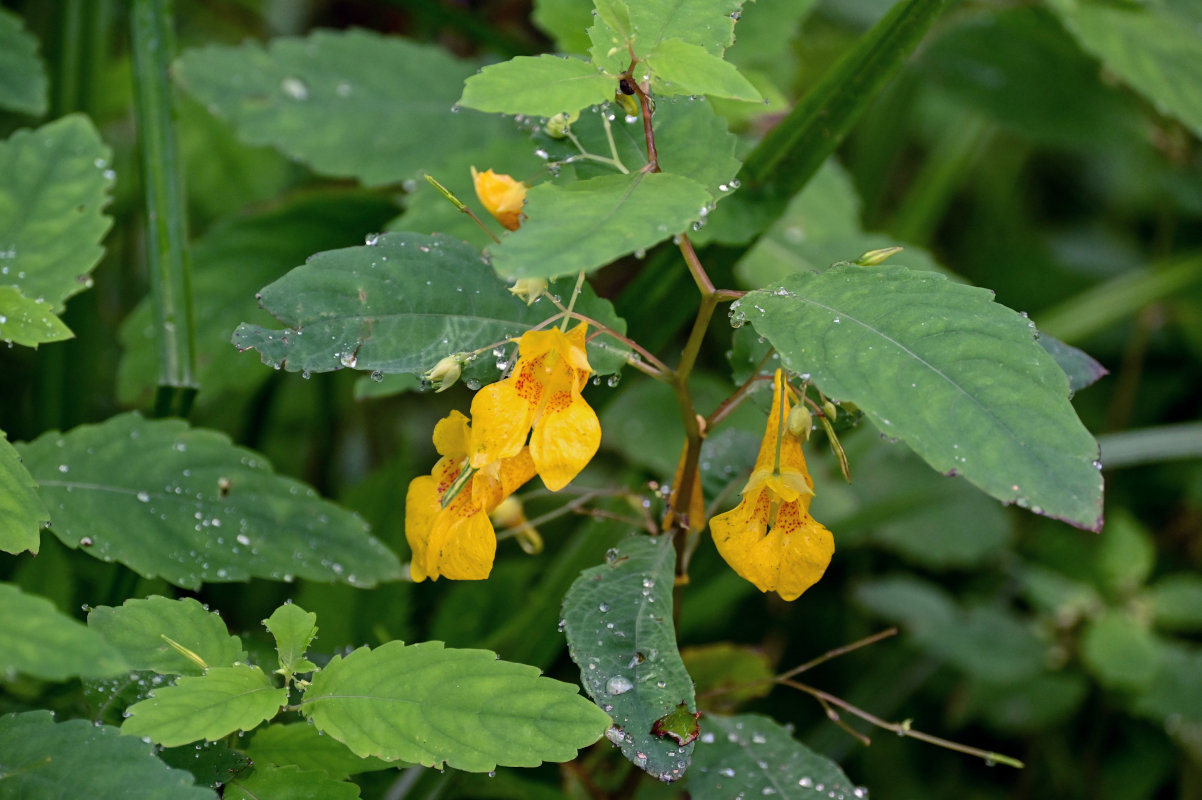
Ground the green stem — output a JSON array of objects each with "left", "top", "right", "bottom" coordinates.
[{"left": 131, "top": 0, "right": 197, "bottom": 417}]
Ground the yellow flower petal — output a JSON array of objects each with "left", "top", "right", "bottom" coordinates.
[
  {"left": 404, "top": 475, "right": 440, "bottom": 582},
  {"left": 469, "top": 378, "right": 533, "bottom": 469},
  {"left": 471, "top": 166, "right": 527, "bottom": 231},
  {"left": 432, "top": 409, "right": 471, "bottom": 459},
  {"left": 424, "top": 498, "right": 497, "bottom": 580},
  {"left": 530, "top": 392, "right": 600, "bottom": 491}
]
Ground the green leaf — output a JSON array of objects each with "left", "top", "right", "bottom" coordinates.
[
  {"left": 489, "top": 172, "right": 712, "bottom": 279},
  {"left": 589, "top": 0, "right": 745, "bottom": 72},
  {"left": 1038, "top": 334, "right": 1107, "bottom": 396},
  {"left": 242, "top": 722, "right": 398, "bottom": 778},
  {"left": 123, "top": 664, "right": 288, "bottom": 747},
  {"left": 642, "top": 38, "right": 762, "bottom": 101},
  {"left": 0, "top": 429, "right": 47, "bottom": 554},
  {"left": 1147, "top": 574, "right": 1202, "bottom": 632},
  {"left": 0, "top": 114, "right": 114, "bottom": 310},
  {"left": 459, "top": 55, "right": 615, "bottom": 117},
  {"left": 682, "top": 644, "right": 775, "bottom": 712},
  {"left": 691, "top": 713, "right": 862, "bottom": 798},
  {"left": 233, "top": 232, "right": 630, "bottom": 377},
  {"left": 533, "top": 0, "right": 596, "bottom": 54},
  {"left": 300, "top": 640, "right": 611, "bottom": 772},
  {"left": 118, "top": 191, "right": 399, "bottom": 405},
  {"left": 737, "top": 265, "right": 1104, "bottom": 531},
  {"left": 1046, "top": 0, "right": 1202, "bottom": 138},
  {"left": 561, "top": 534, "right": 696, "bottom": 782},
  {"left": 1132, "top": 642, "right": 1202, "bottom": 723},
  {"left": 965, "top": 671, "right": 1089, "bottom": 734},
  {"left": 88, "top": 595, "right": 246, "bottom": 676},
  {"left": 1092, "top": 509, "right": 1155, "bottom": 594},
  {"left": 738, "top": 0, "right": 947, "bottom": 203},
  {"left": 174, "top": 29, "right": 510, "bottom": 186},
  {"left": 1080, "top": 611, "right": 1162, "bottom": 691},
  {"left": 0, "top": 284, "right": 74, "bottom": 347},
  {"left": 0, "top": 582, "right": 128, "bottom": 681},
  {"left": 0, "top": 711, "right": 213, "bottom": 800},
  {"left": 264, "top": 603, "right": 319, "bottom": 678},
  {"left": 18, "top": 412, "right": 402, "bottom": 590},
  {"left": 0, "top": 9, "right": 48, "bottom": 115},
  {"left": 158, "top": 740, "right": 253, "bottom": 789},
  {"left": 225, "top": 765, "right": 362, "bottom": 800}
]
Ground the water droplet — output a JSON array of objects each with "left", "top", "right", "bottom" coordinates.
[
  {"left": 281, "top": 76, "right": 309, "bottom": 100},
  {"left": 606, "top": 675, "right": 634, "bottom": 695},
  {"left": 136, "top": 491, "right": 150, "bottom": 503}
]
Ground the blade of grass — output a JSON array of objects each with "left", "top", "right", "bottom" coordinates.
[{"left": 130, "top": 0, "right": 197, "bottom": 417}]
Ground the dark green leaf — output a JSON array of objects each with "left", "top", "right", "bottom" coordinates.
[
  {"left": 0, "top": 711, "right": 213, "bottom": 800},
  {"left": 488, "top": 172, "right": 712, "bottom": 280},
  {"left": 460, "top": 55, "right": 616, "bottom": 117},
  {"left": 174, "top": 29, "right": 509, "bottom": 186},
  {"left": 681, "top": 643, "right": 775, "bottom": 713},
  {"left": 19, "top": 413, "right": 402, "bottom": 590},
  {"left": 0, "top": 114, "right": 114, "bottom": 310},
  {"left": 562, "top": 534, "right": 695, "bottom": 782},
  {"left": 225, "top": 765, "right": 362, "bottom": 800},
  {"left": 158, "top": 740, "right": 253, "bottom": 789},
  {"left": 691, "top": 713, "right": 862, "bottom": 798},
  {"left": 123, "top": 664, "right": 288, "bottom": 747},
  {"left": 88, "top": 595, "right": 246, "bottom": 676},
  {"left": 264, "top": 603, "right": 319, "bottom": 677},
  {"left": 1092, "top": 509, "right": 1155, "bottom": 593},
  {"left": 300, "top": 641, "right": 611, "bottom": 771},
  {"left": 0, "top": 582, "right": 128, "bottom": 681},
  {"left": 0, "top": 285, "right": 73, "bottom": 347},
  {"left": 1147, "top": 574, "right": 1202, "bottom": 632},
  {"left": 233, "top": 232, "right": 630, "bottom": 377},
  {"left": 1, "top": 430, "right": 47, "bottom": 554},
  {"left": 1081, "top": 611, "right": 1162, "bottom": 691},
  {"left": 242, "top": 722, "right": 398, "bottom": 778},
  {"left": 1038, "top": 334, "right": 1108, "bottom": 396},
  {"left": 0, "top": 9, "right": 48, "bottom": 115},
  {"left": 738, "top": 265, "right": 1103, "bottom": 530},
  {"left": 1132, "top": 642, "right": 1202, "bottom": 723}
]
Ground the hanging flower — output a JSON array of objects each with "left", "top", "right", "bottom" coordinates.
[
  {"left": 471, "top": 166, "right": 527, "bottom": 231},
  {"left": 710, "top": 370, "right": 834, "bottom": 601},
  {"left": 405, "top": 410, "right": 536, "bottom": 581},
  {"left": 469, "top": 324, "right": 600, "bottom": 492}
]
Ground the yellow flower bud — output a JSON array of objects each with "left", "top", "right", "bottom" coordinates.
[
  {"left": 424, "top": 353, "right": 466, "bottom": 392},
  {"left": 786, "top": 404, "right": 813, "bottom": 441},
  {"left": 855, "top": 246, "right": 903, "bottom": 266},
  {"left": 471, "top": 166, "right": 527, "bottom": 231},
  {"left": 509, "top": 277, "right": 548, "bottom": 306}
]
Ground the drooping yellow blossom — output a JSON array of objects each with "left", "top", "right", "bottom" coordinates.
[
  {"left": 471, "top": 166, "right": 527, "bottom": 231},
  {"left": 405, "top": 410, "right": 536, "bottom": 581},
  {"left": 469, "top": 324, "right": 600, "bottom": 492},
  {"left": 710, "top": 370, "right": 834, "bottom": 601}
]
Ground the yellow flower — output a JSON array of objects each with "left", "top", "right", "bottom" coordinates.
[
  {"left": 710, "top": 370, "right": 834, "bottom": 601},
  {"left": 405, "top": 410, "right": 536, "bottom": 581},
  {"left": 471, "top": 166, "right": 527, "bottom": 231},
  {"left": 469, "top": 324, "right": 600, "bottom": 492}
]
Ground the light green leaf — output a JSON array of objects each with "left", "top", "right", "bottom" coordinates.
[
  {"left": 0, "top": 711, "right": 213, "bottom": 800},
  {"left": 1047, "top": 0, "right": 1202, "bottom": 138},
  {"left": 562, "top": 534, "right": 695, "bottom": 782},
  {"left": 1, "top": 429, "right": 47, "bottom": 554},
  {"left": 158, "top": 740, "right": 253, "bottom": 789},
  {"left": 0, "top": 285, "right": 74, "bottom": 346},
  {"left": 243, "top": 722, "right": 398, "bottom": 778},
  {"left": 123, "top": 664, "right": 288, "bottom": 747},
  {"left": 1147, "top": 574, "right": 1202, "bottom": 632},
  {"left": 1081, "top": 611, "right": 1162, "bottom": 691},
  {"left": 300, "top": 640, "right": 611, "bottom": 772},
  {"left": 691, "top": 713, "right": 862, "bottom": 798},
  {"left": 642, "top": 38, "right": 762, "bottom": 101},
  {"left": 0, "top": 9, "right": 48, "bottom": 115},
  {"left": 174, "top": 29, "right": 510, "bottom": 186},
  {"left": 264, "top": 603, "right": 319, "bottom": 677},
  {"left": 225, "top": 765, "right": 361, "bottom": 800},
  {"left": 490, "top": 172, "right": 711, "bottom": 279},
  {"left": 0, "top": 114, "right": 114, "bottom": 310},
  {"left": 1093, "top": 509, "right": 1155, "bottom": 594},
  {"left": 0, "top": 582, "right": 128, "bottom": 681},
  {"left": 233, "top": 232, "right": 629, "bottom": 377},
  {"left": 532, "top": 0, "right": 596, "bottom": 53},
  {"left": 18, "top": 412, "right": 402, "bottom": 590},
  {"left": 88, "top": 595, "right": 246, "bottom": 676},
  {"left": 589, "top": 0, "right": 745, "bottom": 72},
  {"left": 737, "top": 265, "right": 1104, "bottom": 530},
  {"left": 118, "top": 192, "right": 398, "bottom": 405},
  {"left": 459, "top": 55, "right": 615, "bottom": 117}
]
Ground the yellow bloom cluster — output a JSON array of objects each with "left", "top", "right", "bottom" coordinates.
[
  {"left": 710, "top": 370, "right": 834, "bottom": 601},
  {"left": 405, "top": 324, "right": 600, "bottom": 581}
]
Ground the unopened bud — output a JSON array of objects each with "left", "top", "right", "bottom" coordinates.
[
  {"left": 614, "top": 90, "right": 639, "bottom": 117},
  {"left": 509, "top": 277, "right": 548, "bottom": 306},
  {"left": 425, "top": 353, "right": 466, "bottom": 392},
  {"left": 822, "top": 400, "right": 838, "bottom": 422},
  {"left": 856, "top": 246, "right": 903, "bottom": 266},
  {"left": 786, "top": 405, "right": 813, "bottom": 441},
  {"left": 491, "top": 496, "right": 543, "bottom": 554},
  {"left": 545, "top": 111, "right": 578, "bottom": 139}
]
